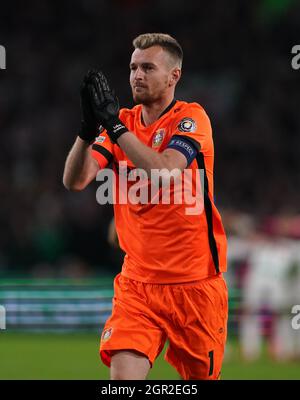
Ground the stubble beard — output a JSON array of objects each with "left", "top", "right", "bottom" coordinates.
[
  {"left": 133, "top": 91, "right": 151, "bottom": 105},
  {"left": 132, "top": 90, "right": 162, "bottom": 106}
]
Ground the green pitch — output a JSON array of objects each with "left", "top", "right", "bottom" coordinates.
[{"left": 0, "top": 332, "right": 299, "bottom": 380}]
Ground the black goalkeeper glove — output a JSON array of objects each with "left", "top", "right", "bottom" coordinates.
[
  {"left": 86, "top": 70, "right": 128, "bottom": 144},
  {"left": 78, "top": 70, "right": 101, "bottom": 143}
]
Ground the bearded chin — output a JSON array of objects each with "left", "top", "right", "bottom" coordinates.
[{"left": 132, "top": 91, "right": 153, "bottom": 105}]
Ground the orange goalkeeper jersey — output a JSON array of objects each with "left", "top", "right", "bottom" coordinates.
[{"left": 91, "top": 100, "right": 227, "bottom": 283}]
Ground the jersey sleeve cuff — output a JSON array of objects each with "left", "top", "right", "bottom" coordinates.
[{"left": 91, "top": 144, "right": 113, "bottom": 169}]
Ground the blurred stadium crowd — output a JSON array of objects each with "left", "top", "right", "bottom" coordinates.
[{"left": 0, "top": 0, "right": 299, "bottom": 279}]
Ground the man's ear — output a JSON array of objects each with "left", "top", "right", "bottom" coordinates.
[{"left": 169, "top": 68, "right": 181, "bottom": 87}]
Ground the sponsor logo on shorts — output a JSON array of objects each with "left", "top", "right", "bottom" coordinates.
[{"left": 102, "top": 327, "right": 113, "bottom": 341}]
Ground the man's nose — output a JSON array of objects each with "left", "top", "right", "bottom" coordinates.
[{"left": 134, "top": 67, "right": 144, "bottom": 80}]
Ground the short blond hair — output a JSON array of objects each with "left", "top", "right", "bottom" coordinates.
[{"left": 133, "top": 33, "right": 183, "bottom": 68}]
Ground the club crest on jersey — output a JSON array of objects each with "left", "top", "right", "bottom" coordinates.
[
  {"left": 95, "top": 135, "right": 106, "bottom": 144},
  {"left": 152, "top": 129, "right": 165, "bottom": 147},
  {"left": 178, "top": 118, "right": 196, "bottom": 133},
  {"left": 102, "top": 327, "right": 113, "bottom": 342}
]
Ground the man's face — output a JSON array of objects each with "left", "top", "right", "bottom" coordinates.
[{"left": 129, "top": 46, "right": 179, "bottom": 105}]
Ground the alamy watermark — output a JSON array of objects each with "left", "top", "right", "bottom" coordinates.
[
  {"left": 95, "top": 161, "right": 205, "bottom": 215},
  {"left": 291, "top": 305, "right": 300, "bottom": 330},
  {"left": 291, "top": 45, "right": 300, "bottom": 70},
  {"left": 0, "top": 45, "right": 6, "bottom": 69},
  {"left": 0, "top": 305, "right": 6, "bottom": 330}
]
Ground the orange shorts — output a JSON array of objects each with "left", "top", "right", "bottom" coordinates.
[{"left": 100, "top": 272, "right": 228, "bottom": 380}]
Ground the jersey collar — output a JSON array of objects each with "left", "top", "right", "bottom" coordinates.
[
  {"left": 140, "top": 98, "right": 177, "bottom": 126},
  {"left": 158, "top": 98, "right": 177, "bottom": 119}
]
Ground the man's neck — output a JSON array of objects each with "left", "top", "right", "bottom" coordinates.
[{"left": 141, "top": 95, "right": 175, "bottom": 127}]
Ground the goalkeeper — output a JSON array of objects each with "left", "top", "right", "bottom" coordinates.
[{"left": 63, "top": 33, "right": 228, "bottom": 380}]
